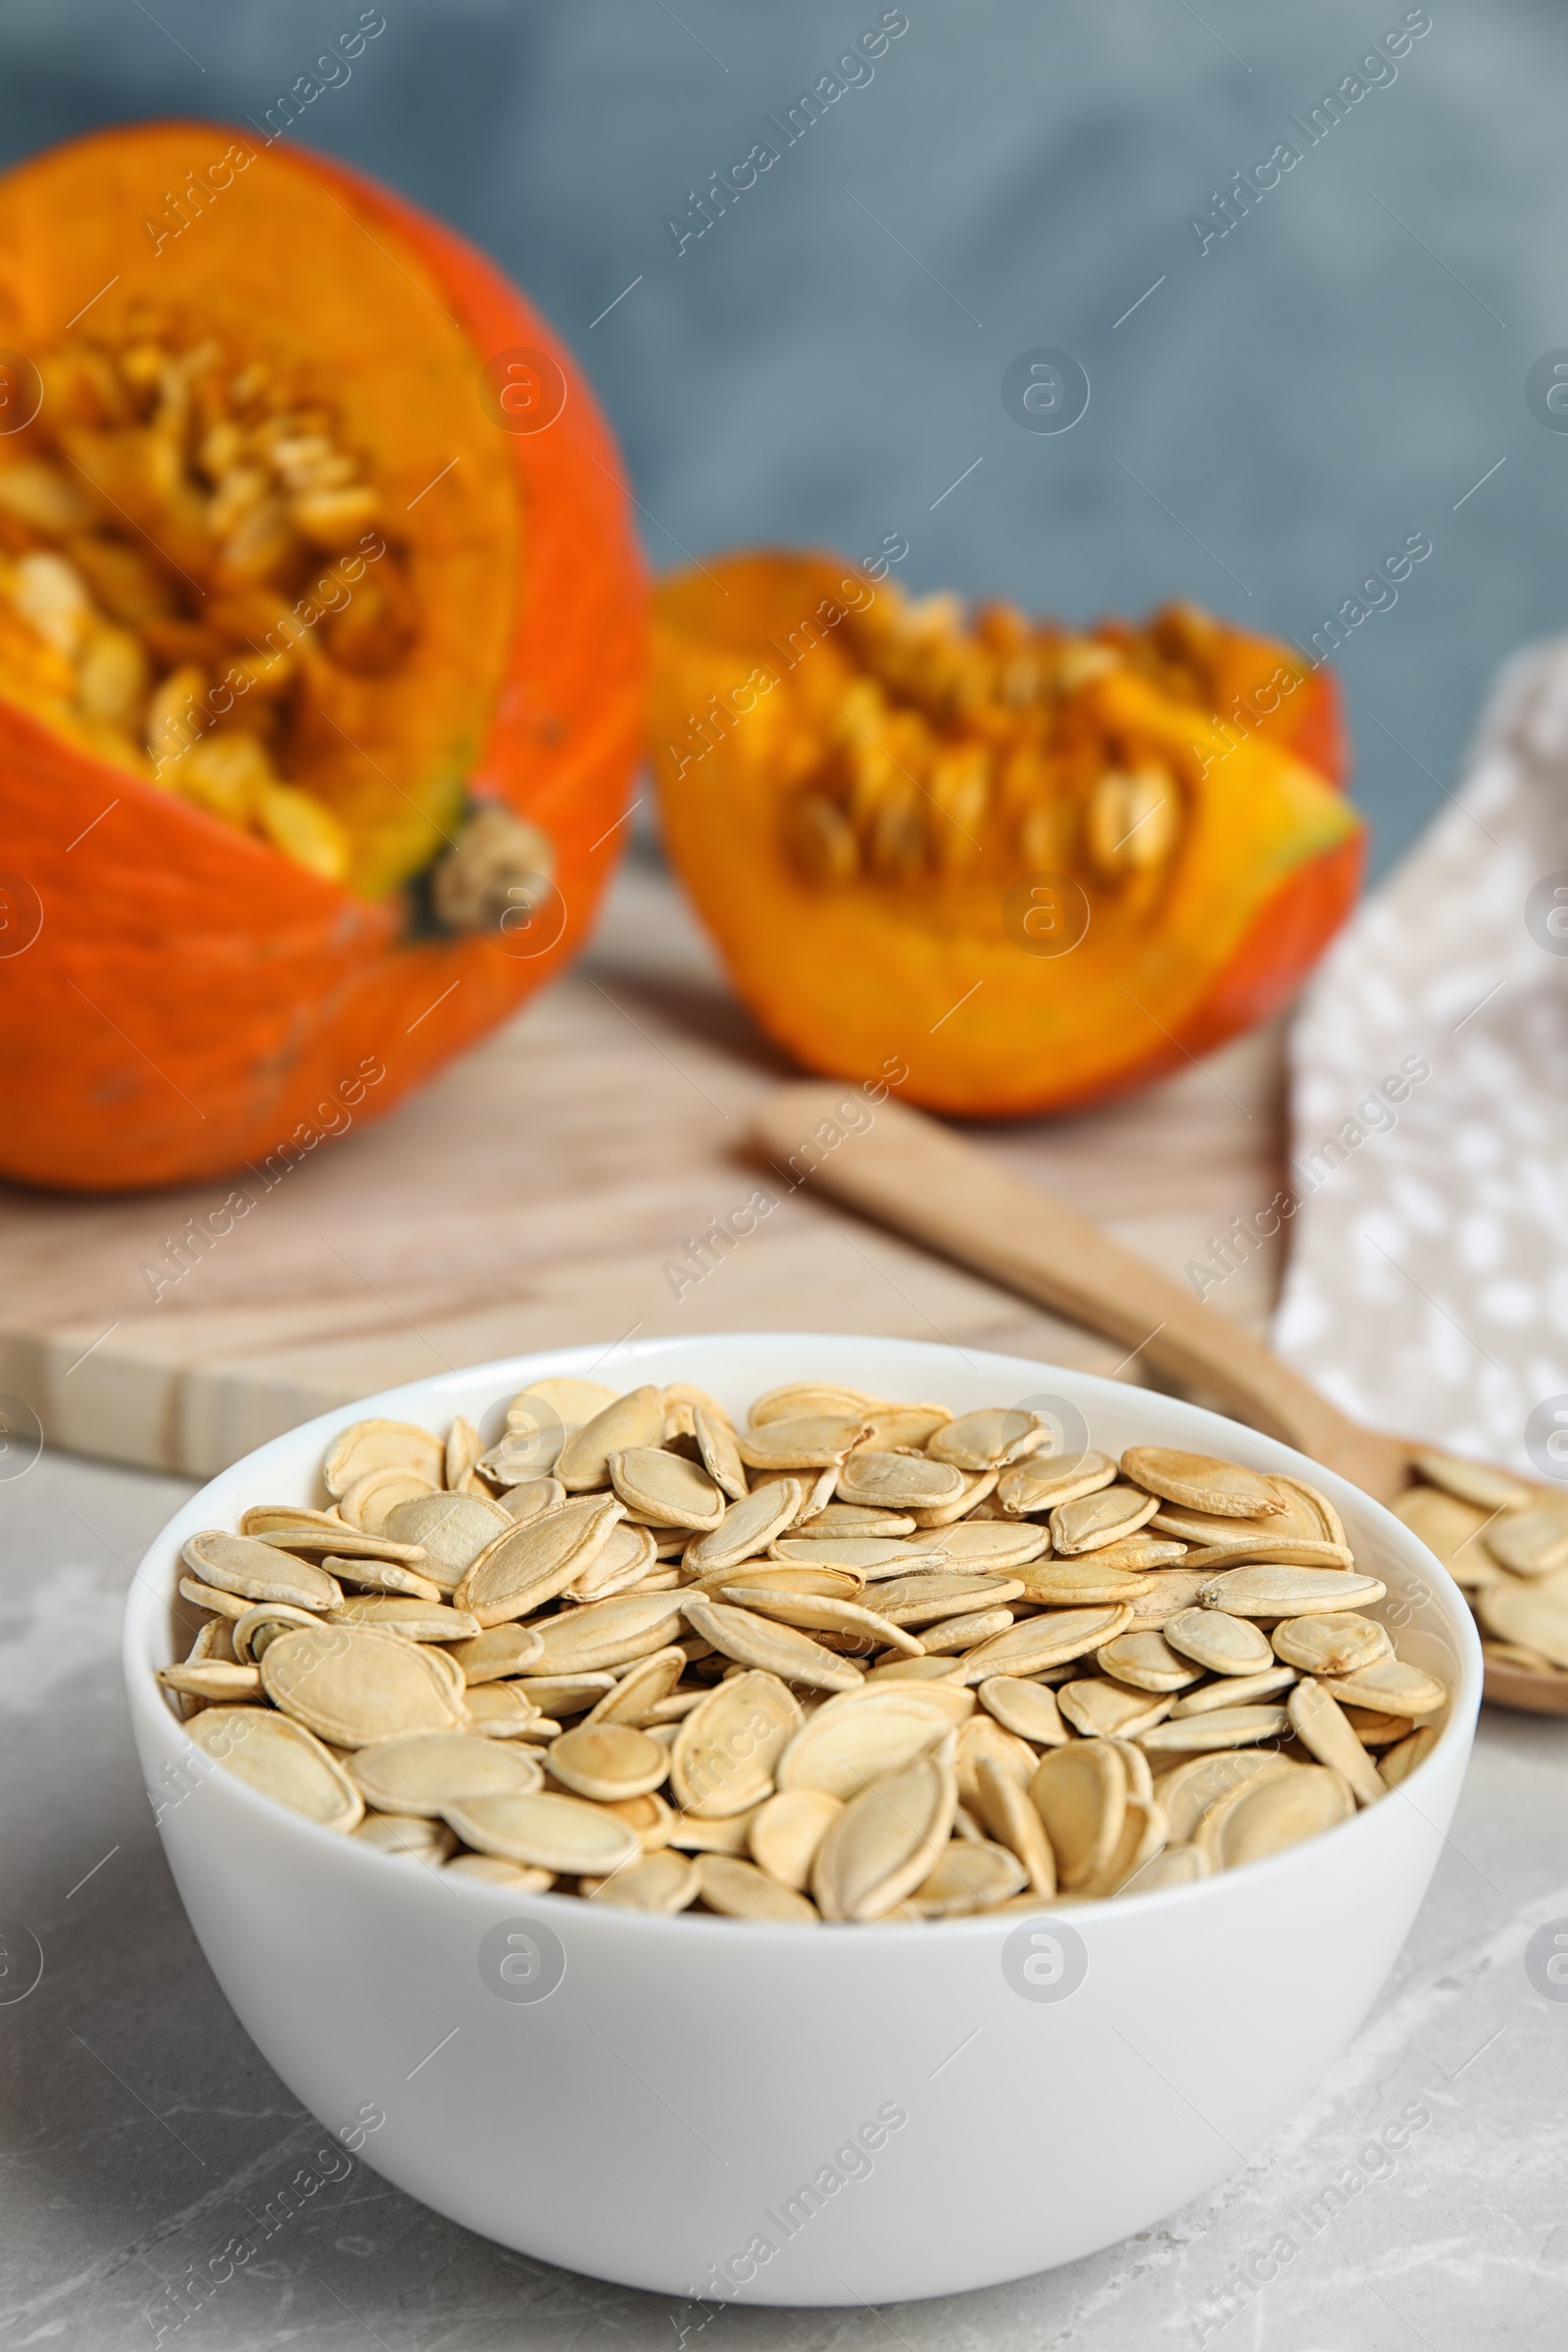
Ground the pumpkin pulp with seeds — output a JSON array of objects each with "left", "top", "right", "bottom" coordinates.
[
  {"left": 0, "top": 122, "right": 644, "bottom": 1191},
  {"left": 653, "top": 553, "right": 1363, "bottom": 1117}
]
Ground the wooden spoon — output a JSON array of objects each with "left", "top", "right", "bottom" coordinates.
[{"left": 749, "top": 1083, "right": 1566, "bottom": 1716}]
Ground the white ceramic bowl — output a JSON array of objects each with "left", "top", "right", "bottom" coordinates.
[{"left": 123, "top": 1334, "right": 1479, "bottom": 2307}]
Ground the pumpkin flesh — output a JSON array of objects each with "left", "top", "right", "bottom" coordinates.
[
  {"left": 652, "top": 554, "right": 1361, "bottom": 1118},
  {"left": 0, "top": 123, "right": 644, "bottom": 1192}
]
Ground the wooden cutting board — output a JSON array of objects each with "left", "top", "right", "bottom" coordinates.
[{"left": 0, "top": 851, "right": 1293, "bottom": 1477}]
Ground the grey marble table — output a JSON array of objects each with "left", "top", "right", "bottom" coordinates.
[{"left": 3, "top": 1446, "right": 1565, "bottom": 2352}]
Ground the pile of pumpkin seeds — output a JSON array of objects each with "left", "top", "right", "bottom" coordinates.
[
  {"left": 159, "top": 1378, "right": 1448, "bottom": 1922},
  {"left": 1391, "top": 1454, "right": 1568, "bottom": 1682}
]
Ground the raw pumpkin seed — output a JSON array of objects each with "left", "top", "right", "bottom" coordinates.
[
  {"left": 811, "top": 1747, "right": 957, "bottom": 1921},
  {"left": 547, "top": 1723, "right": 671, "bottom": 1800},
  {"left": 1051, "top": 1485, "right": 1160, "bottom": 1554},
  {"left": 349, "top": 1731, "right": 544, "bottom": 1816},
  {"left": 977, "top": 1675, "right": 1069, "bottom": 1746},
  {"left": 1410, "top": 1450, "right": 1534, "bottom": 1513},
  {"left": 1163, "top": 1606, "right": 1274, "bottom": 1676},
  {"left": 323, "top": 1418, "right": 445, "bottom": 1496},
  {"left": 1286, "top": 1680, "right": 1385, "bottom": 1805},
  {"left": 669, "top": 1671, "right": 803, "bottom": 1817},
  {"left": 748, "top": 1788, "right": 844, "bottom": 1888},
  {"left": 161, "top": 1384, "right": 1442, "bottom": 1920},
  {"left": 588, "top": 1851, "right": 700, "bottom": 1912},
  {"left": 1197, "top": 1764, "right": 1353, "bottom": 1868},
  {"left": 262, "top": 1623, "right": 465, "bottom": 1747},
  {"left": 1120, "top": 1447, "right": 1283, "bottom": 1519},
  {"left": 1138, "top": 1705, "right": 1292, "bottom": 1755},
  {"left": 441, "top": 1789, "right": 643, "bottom": 1877},
  {"left": 928, "top": 1408, "right": 1046, "bottom": 1471},
  {"left": 455, "top": 1496, "right": 626, "bottom": 1626},
  {"left": 687, "top": 1480, "right": 803, "bottom": 1573},
  {"left": 1031, "top": 1740, "right": 1126, "bottom": 1889},
  {"left": 835, "top": 1450, "right": 967, "bottom": 1511},
  {"left": 182, "top": 1531, "right": 343, "bottom": 1614},
  {"left": 1270, "top": 1612, "right": 1392, "bottom": 1678},
  {"left": 1198, "top": 1566, "right": 1387, "bottom": 1617},
  {"left": 1167, "top": 1665, "right": 1297, "bottom": 1715},
  {"left": 187, "top": 1706, "right": 362, "bottom": 1832},
  {"left": 680, "top": 1596, "right": 865, "bottom": 1693},
  {"left": 995, "top": 1451, "right": 1117, "bottom": 1515},
  {"left": 696, "top": 1852, "right": 819, "bottom": 1923}
]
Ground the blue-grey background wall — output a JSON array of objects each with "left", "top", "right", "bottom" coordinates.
[{"left": 2, "top": 0, "right": 1558, "bottom": 879}]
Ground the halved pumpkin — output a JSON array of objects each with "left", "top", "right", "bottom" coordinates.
[
  {"left": 0, "top": 122, "right": 644, "bottom": 1192},
  {"left": 652, "top": 553, "right": 1361, "bottom": 1118}
]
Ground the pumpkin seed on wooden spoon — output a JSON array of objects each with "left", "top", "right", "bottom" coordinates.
[
  {"left": 1485, "top": 1504, "right": 1568, "bottom": 1577},
  {"left": 187, "top": 1705, "right": 363, "bottom": 1832},
  {"left": 1479, "top": 1566, "right": 1568, "bottom": 1666},
  {"left": 1410, "top": 1449, "right": 1534, "bottom": 1513}
]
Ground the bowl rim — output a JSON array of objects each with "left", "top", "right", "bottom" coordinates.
[{"left": 123, "top": 1331, "right": 1483, "bottom": 1942}]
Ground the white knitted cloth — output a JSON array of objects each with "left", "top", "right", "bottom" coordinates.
[{"left": 1273, "top": 639, "right": 1568, "bottom": 1474}]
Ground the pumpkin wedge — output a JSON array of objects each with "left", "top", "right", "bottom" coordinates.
[
  {"left": 652, "top": 553, "right": 1361, "bottom": 1118},
  {"left": 0, "top": 122, "right": 644, "bottom": 1191}
]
